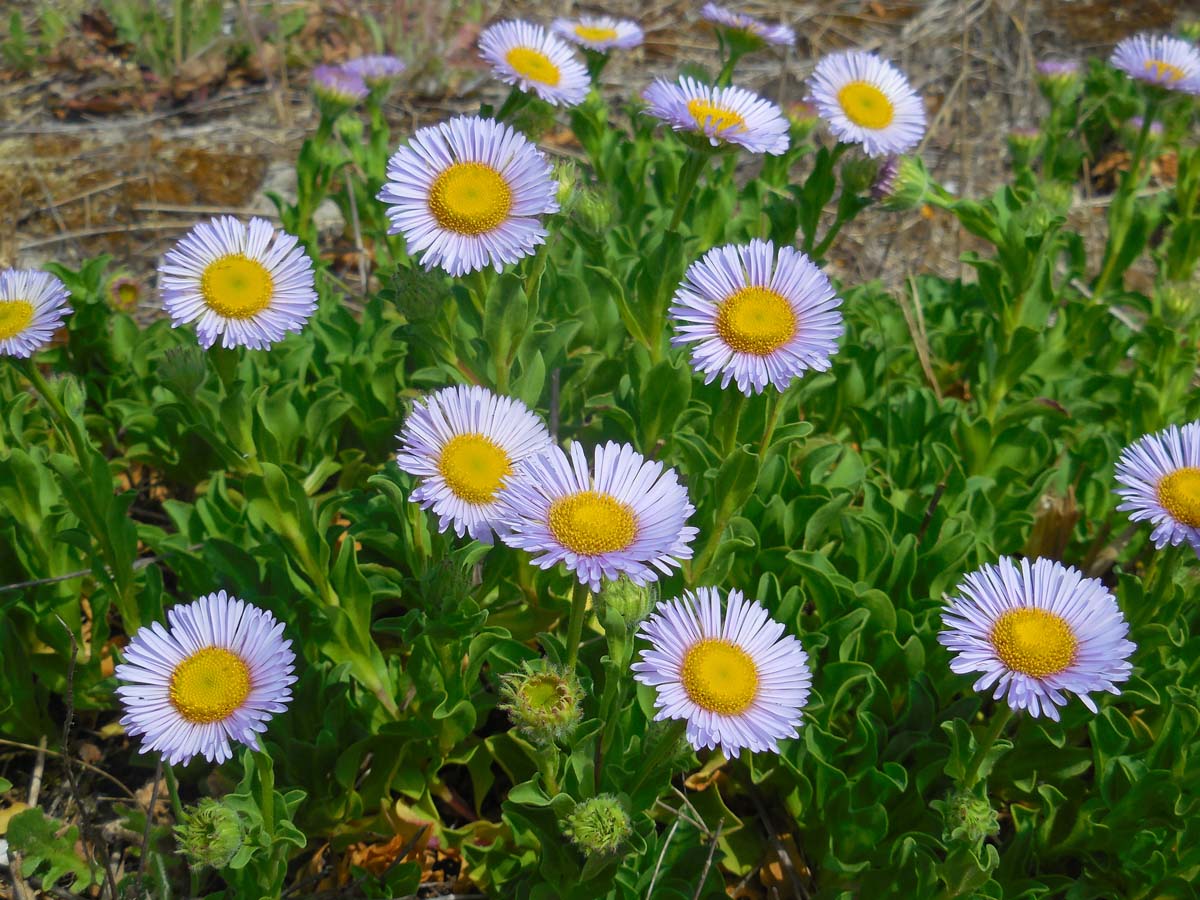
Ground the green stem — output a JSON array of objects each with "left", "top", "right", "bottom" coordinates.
[
  {"left": 757, "top": 389, "right": 785, "bottom": 458},
  {"left": 719, "top": 391, "right": 748, "bottom": 457},
  {"left": 629, "top": 719, "right": 687, "bottom": 796},
  {"left": 668, "top": 150, "right": 708, "bottom": 233},
  {"left": 164, "top": 763, "right": 184, "bottom": 823},
  {"left": 716, "top": 47, "right": 744, "bottom": 87},
  {"left": 565, "top": 581, "right": 590, "bottom": 671},
  {"left": 1093, "top": 94, "right": 1159, "bottom": 297},
  {"left": 20, "top": 359, "right": 88, "bottom": 461},
  {"left": 1133, "top": 543, "right": 1182, "bottom": 628},
  {"left": 494, "top": 86, "right": 530, "bottom": 122},
  {"left": 961, "top": 706, "right": 1014, "bottom": 791}
]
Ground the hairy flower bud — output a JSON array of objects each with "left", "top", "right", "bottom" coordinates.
[
  {"left": 160, "top": 346, "right": 208, "bottom": 396},
  {"left": 174, "top": 798, "right": 243, "bottom": 869},
  {"left": 596, "top": 576, "right": 656, "bottom": 628},
  {"left": 499, "top": 662, "right": 583, "bottom": 747},
  {"left": 934, "top": 790, "right": 999, "bottom": 847},
  {"left": 1007, "top": 127, "right": 1041, "bottom": 167},
  {"left": 840, "top": 156, "right": 881, "bottom": 196},
  {"left": 1035, "top": 59, "right": 1081, "bottom": 105},
  {"left": 563, "top": 794, "right": 631, "bottom": 858},
  {"left": 872, "top": 155, "right": 930, "bottom": 210}
]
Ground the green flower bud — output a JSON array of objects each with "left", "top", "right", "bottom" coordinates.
[
  {"left": 174, "top": 798, "right": 243, "bottom": 869},
  {"left": 1178, "top": 20, "right": 1200, "bottom": 44},
  {"left": 596, "top": 576, "right": 656, "bottom": 628},
  {"left": 160, "top": 346, "right": 208, "bottom": 396},
  {"left": 873, "top": 155, "right": 930, "bottom": 211},
  {"left": 563, "top": 794, "right": 631, "bottom": 858},
  {"left": 1038, "top": 179, "right": 1074, "bottom": 217},
  {"left": 553, "top": 160, "right": 579, "bottom": 210},
  {"left": 388, "top": 265, "right": 448, "bottom": 324},
  {"left": 1160, "top": 281, "right": 1200, "bottom": 326},
  {"left": 840, "top": 156, "right": 881, "bottom": 196},
  {"left": 1007, "top": 127, "right": 1041, "bottom": 167},
  {"left": 576, "top": 189, "right": 613, "bottom": 233},
  {"left": 1034, "top": 60, "right": 1082, "bottom": 105},
  {"left": 336, "top": 113, "right": 365, "bottom": 144},
  {"left": 785, "top": 101, "right": 819, "bottom": 141},
  {"left": 934, "top": 790, "right": 999, "bottom": 847},
  {"left": 499, "top": 662, "right": 583, "bottom": 747}
]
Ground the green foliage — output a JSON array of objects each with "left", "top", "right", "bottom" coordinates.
[{"left": 6, "top": 807, "right": 100, "bottom": 892}]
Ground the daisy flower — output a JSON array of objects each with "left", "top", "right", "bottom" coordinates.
[
  {"left": 311, "top": 64, "right": 368, "bottom": 105},
  {"left": 478, "top": 20, "right": 590, "bottom": 107},
  {"left": 642, "top": 76, "right": 789, "bottom": 155},
  {"left": 1115, "top": 421, "right": 1200, "bottom": 555},
  {"left": 115, "top": 591, "right": 297, "bottom": 766},
  {"left": 0, "top": 268, "right": 71, "bottom": 358},
  {"left": 159, "top": 216, "right": 317, "bottom": 350},
  {"left": 669, "top": 239, "right": 843, "bottom": 395},
  {"left": 806, "top": 50, "right": 926, "bottom": 157},
  {"left": 498, "top": 442, "right": 698, "bottom": 591},
  {"left": 700, "top": 2, "right": 794, "bottom": 48},
  {"left": 342, "top": 54, "right": 406, "bottom": 88},
  {"left": 1110, "top": 34, "right": 1200, "bottom": 94},
  {"left": 938, "top": 557, "right": 1135, "bottom": 721},
  {"left": 377, "top": 115, "right": 559, "bottom": 277},
  {"left": 552, "top": 16, "right": 643, "bottom": 52},
  {"left": 395, "top": 385, "right": 552, "bottom": 543},
  {"left": 632, "top": 587, "right": 812, "bottom": 756}
]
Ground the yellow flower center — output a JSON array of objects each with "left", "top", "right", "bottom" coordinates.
[
  {"left": 428, "top": 162, "right": 514, "bottom": 236},
  {"left": 437, "top": 432, "right": 513, "bottom": 504},
  {"left": 169, "top": 646, "right": 252, "bottom": 724},
  {"left": 200, "top": 254, "right": 274, "bottom": 319},
  {"left": 1144, "top": 59, "right": 1186, "bottom": 82},
  {"left": 506, "top": 46, "right": 561, "bottom": 86},
  {"left": 548, "top": 490, "right": 637, "bottom": 555},
  {"left": 714, "top": 286, "right": 797, "bottom": 355},
  {"left": 0, "top": 300, "right": 35, "bottom": 340},
  {"left": 680, "top": 638, "right": 759, "bottom": 715},
  {"left": 837, "top": 80, "right": 895, "bottom": 130},
  {"left": 574, "top": 24, "right": 618, "bottom": 43},
  {"left": 1157, "top": 467, "right": 1200, "bottom": 528},
  {"left": 989, "top": 608, "right": 1077, "bottom": 679},
  {"left": 687, "top": 98, "right": 747, "bottom": 132}
]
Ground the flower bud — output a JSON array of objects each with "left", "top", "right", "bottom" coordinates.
[
  {"left": 174, "top": 798, "right": 244, "bottom": 869},
  {"left": 553, "top": 160, "right": 579, "bottom": 210},
  {"left": 840, "top": 156, "right": 880, "bottom": 196},
  {"left": 311, "top": 64, "right": 367, "bottom": 119},
  {"left": 1159, "top": 281, "right": 1200, "bottom": 326},
  {"left": 576, "top": 189, "right": 613, "bottom": 233},
  {"left": 1121, "top": 116, "right": 1164, "bottom": 149},
  {"left": 596, "top": 576, "right": 655, "bottom": 628},
  {"left": 785, "top": 101, "right": 819, "bottom": 141},
  {"left": 160, "top": 346, "right": 208, "bottom": 396},
  {"left": 336, "top": 112, "right": 365, "bottom": 144},
  {"left": 499, "top": 662, "right": 583, "bottom": 747},
  {"left": 1035, "top": 59, "right": 1081, "bottom": 105},
  {"left": 108, "top": 276, "right": 140, "bottom": 313},
  {"left": 934, "top": 790, "right": 999, "bottom": 847},
  {"left": 872, "top": 155, "right": 930, "bottom": 210},
  {"left": 563, "top": 794, "right": 631, "bottom": 858},
  {"left": 1007, "top": 127, "right": 1041, "bottom": 167},
  {"left": 388, "top": 265, "right": 448, "bottom": 324}
]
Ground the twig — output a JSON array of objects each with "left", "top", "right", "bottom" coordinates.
[
  {"left": 132, "top": 202, "right": 278, "bottom": 219},
  {"left": 0, "top": 739, "right": 137, "bottom": 799},
  {"left": 138, "top": 757, "right": 165, "bottom": 898},
  {"left": 18, "top": 221, "right": 199, "bottom": 251},
  {"left": 917, "top": 466, "right": 952, "bottom": 543},
  {"left": 0, "top": 543, "right": 203, "bottom": 594},
  {"left": 691, "top": 817, "right": 725, "bottom": 900},
  {"left": 27, "top": 736, "right": 47, "bottom": 807},
  {"left": 647, "top": 820, "right": 681, "bottom": 900}
]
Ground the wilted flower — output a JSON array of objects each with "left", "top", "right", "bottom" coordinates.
[
  {"left": 175, "top": 798, "right": 244, "bottom": 869},
  {"left": 1115, "top": 420, "right": 1200, "bottom": 556},
  {"left": 115, "top": 591, "right": 297, "bottom": 765},
  {"left": 1110, "top": 33, "right": 1200, "bottom": 94},
  {"left": 478, "top": 20, "right": 590, "bottom": 107},
  {"left": 806, "top": 50, "right": 926, "bottom": 157},
  {"left": 108, "top": 276, "right": 141, "bottom": 312},
  {"left": 938, "top": 557, "right": 1135, "bottom": 721},
  {"left": 0, "top": 268, "right": 71, "bottom": 358},
  {"left": 551, "top": 16, "right": 643, "bottom": 52},
  {"left": 642, "top": 76, "right": 790, "bottom": 155},
  {"left": 563, "top": 795, "right": 632, "bottom": 858},
  {"left": 700, "top": 2, "right": 794, "bottom": 48},
  {"left": 499, "top": 661, "right": 583, "bottom": 746}
]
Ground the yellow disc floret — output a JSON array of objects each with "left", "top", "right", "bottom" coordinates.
[
  {"left": 506, "top": 46, "right": 561, "bottom": 86},
  {"left": 0, "top": 300, "right": 35, "bottom": 340},
  {"left": 169, "top": 646, "right": 252, "bottom": 724},
  {"left": 1144, "top": 59, "right": 1186, "bottom": 82},
  {"left": 548, "top": 490, "right": 637, "bottom": 555},
  {"left": 715, "top": 286, "right": 797, "bottom": 355},
  {"left": 687, "top": 98, "right": 747, "bottom": 132},
  {"left": 428, "top": 162, "right": 514, "bottom": 236},
  {"left": 1157, "top": 467, "right": 1200, "bottom": 528},
  {"left": 574, "top": 25, "right": 618, "bottom": 43},
  {"left": 680, "top": 638, "right": 759, "bottom": 715},
  {"left": 438, "top": 432, "right": 513, "bottom": 504},
  {"left": 200, "top": 255, "right": 274, "bottom": 319},
  {"left": 837, "top": 80, "right": 895, "bottom": 129},
  {"left": 989, "top": 608, "right": 1077, "bottom": 678}
]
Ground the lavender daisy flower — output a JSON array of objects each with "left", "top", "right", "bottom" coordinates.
[
  {"left": 632, "top": 587, "right": 812, "bottom": 756},
  {"left": 115, "top": 591, "right": 297, "bottom": 766},
  {"left": 700, "top": 2, "right": 794, "bottom": 47},
  {"left": 498, "top": 442, "right": 698, "bottom": 591},
  {"left": 669, "top": 239, "right": 843, "bottom": 395},
  {"left": 342, "top": 54, "right": 406, "bottom": 88},
  {"left": 642, "top": 76, "right": 789, "bottom": 155},
  {"left": 1110, "top": 33, "right": 1200, "bottom": 93},
  {"left": 0, "top": 269, "right": 71, "bottom": 358},
  {"left": 1035, "top": 59, "right": 1080, "bottom": 79},
  {"left": 311, "top": 64, "right": 369, "bottom": 105},
  {"left": 551, "top": 16, "right": 644, "bottom": 52},
  {"left": 395, "top": 385, "right": 552, "bottom": 543},
  {"left": 159, "top": 217, "right": 317, "bottom": 350},
  {"left": 1115, "top": 421, "right": 1200, "bottom": 556},
  {"left": 377, "top": 115, "right": 559, "bottom": 277},
  {"left": 938, "top": 557, "right": 1135, "bottom": 721},
  {"left": 478, "top": 20, "right": 590, "bottom": 107},
  {"left": 806, "top": 50, "right": 926, "bottom": 157}
]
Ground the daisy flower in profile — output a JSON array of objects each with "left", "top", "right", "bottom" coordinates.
[
  {"left": 552, "top": 16, "right": 643, "bottom": 52},
  {"left": 669, "top": 239, "right": 843, "bottom": 395},
  {"left": 1115, "top": 421, "right": 1200, "bottom": 556},
  {"left": 395, "top": 385, "right": 552, "bottom": 543},
  {"left": 478, "top": 20, "right": 590, "bottom": 107},
  {"left": 806, "top": 50, "right": 926, "bottom": 157},
  {"left": 342, "top": 54, "right": 406, "bottom": 88},
  {"left": 159, "top": 216, "right": 317, "bottom": 350},
  {"left": 700, "top": 2, "right": 794, "bottom": 48},
  {"left": 642, "top": 76, "right": 789, "bottom": 154},
  {"left": 115, "top": 591, "right": 297, "bottom": 766},
  {"left": 632, "top": 587, "right": 812, "bottom": 756},
  {"left": 0, "top": 268, "right": 71, "bottom": 358},
  {"left": 938, "top": 557, "right": 1135, "bottom": 721},
  {"left": 498, "top": 442, "right": 698, "bottom": 591},
  {"left": 1110, "top": 34, "right": 1200, "bottom": 94},
  {"left": 311, "top": 64, "right": 368, "bottom": 107},
  {"left": 378, "top": 116, "right": 559, "bottom": 277}
]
